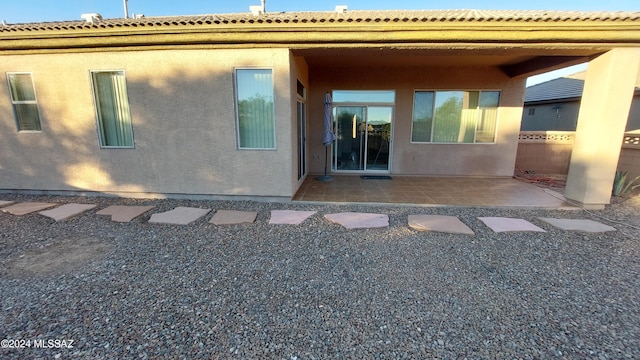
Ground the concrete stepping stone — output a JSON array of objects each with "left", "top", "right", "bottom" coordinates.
[
  {"left": 96, "top": 205, "right": 155, "bottom": 222},
  {"left": 478, "top": 217, "right": 546, "bottom": 233},
  {"left": 408, "top": 215, "right": 474, "bottom": 235},
  {"left": 149, "top": 207, "right": 211, "bottom": 225},
  {"left": 1, "top": 202, "right": 58, "bottom": 216},
  {"left": 210, "top": 210, "right": 257, "bottom": 225},
  {"left": 39, "top": 203, "right": 97, "bottom": 221},
  {"left": 269, "top": 210, "right": 317, "bottom": 225},
  {"left": 537, "top": 218, "right": 616, "bottom": 232},
  {"left": 0, "top": 200, "right": 15, "bottom": 208},
  {"left": 324, "top": 212, "right": 389, "bottom": 229}
]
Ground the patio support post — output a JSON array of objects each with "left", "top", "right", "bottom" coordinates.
[{"left": 564, "top": 48, "right": 640, "bottom": 209}]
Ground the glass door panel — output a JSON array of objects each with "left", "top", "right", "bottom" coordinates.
[
  {"left": 333, "top": 105, "right": 393, "bottom": 172},
  {"left": 366, "top": 107, "right": 392, "bottom": 171},
  {"left": 333, "top": 106, "right": 366, "bottom": 171}
]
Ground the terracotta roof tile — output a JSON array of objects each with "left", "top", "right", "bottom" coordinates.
[{"left": 2, "top": 9, "right": 639, "bottom": 32}]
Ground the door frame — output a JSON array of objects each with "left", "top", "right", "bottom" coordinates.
[
  {"left": 332, "top": 103, "right": 394, "bottom": 174},
  {"left": 296, "top": 81, "right": 307, "bottom": 182}
]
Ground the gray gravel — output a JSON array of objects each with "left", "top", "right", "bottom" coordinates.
[{"left": 1, "top": 193, "right": 639, "bottom": 359}]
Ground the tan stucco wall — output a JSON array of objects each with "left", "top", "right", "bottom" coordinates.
[
  {"left": 308, "top": 66, "right": 526, "bottom": 177},
  {"left": 0, "top": 49, "right": 293, "bottom": 198},
  {"left": 619, "top": 146, "right": 640, "bottom": 180},
  {"left": 515, "top": 132, "right": 575, "bottom": 174}
]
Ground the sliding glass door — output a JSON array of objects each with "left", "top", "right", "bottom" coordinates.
[
  {"left": 333, "top": 105, "right": 393, "bottom": 173},
  {"left": 334, "top": 106, "right": 366, "bottom": 171}
]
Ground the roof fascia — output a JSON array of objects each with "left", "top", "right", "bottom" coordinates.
[
  {"left": 2, "top": 22, "right": 640, "bottom": 53},
  {"left": 524, "top": 97, "right": 582, "bottom": 105}
]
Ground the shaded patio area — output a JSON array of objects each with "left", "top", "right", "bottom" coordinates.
[{"left": 294, "top": 175, "right": 575, "bottom": 208}]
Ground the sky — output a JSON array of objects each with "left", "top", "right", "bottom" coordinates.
[{"left": 2, "top": 0, "right": 637, "bottom": 85}]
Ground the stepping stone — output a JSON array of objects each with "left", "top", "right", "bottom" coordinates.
[
  {"left": 478, "top": 217, "right": 546, "bottom": 233},
  {"left": 324, "top": 212, "right": 389, "bottom": 229},
  {"left": 96, "top": 205, "right": 155, "bottom": 222},
  {"left": 537, "top": 218, "right": 616, "bottom": 233},
  {"left": 269, "top": 210, "right": 317, "bottom": 225},
  {"left": 0, "top": 201, "right": 15, "bottom": 208},
  {"left": 210, "top": 210, "right": 257, "bottom": 225},
  {"left": 408, "top": 215, "right": 474, "bottom": 235},
  {"left": 1, "top": 202, "right": 57, "bottom": 216},
  {"left": 149, "top": 207, "right": 211, "bottom": 225},
  {"left": 39, "top": 203, "right": 97, "bottom": 221}
]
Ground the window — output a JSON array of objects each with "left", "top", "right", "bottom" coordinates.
[
  {"left": 411, "top": 90, "right": 500, "bottom": 143},
  {"left": 91, "top": 71, "right": 134, "bottom": 148},
  {"left": 528, "top": 108, "right": 536, "bottom": 116},
  {"left": 6, "top": 73, "right": 41, "bottom": 131},
  {"left": 332, "top": 90, "right": 395, "bottom": 103},
  {"left": 235, "top": 69, "right": 275, "bottom": 149}
]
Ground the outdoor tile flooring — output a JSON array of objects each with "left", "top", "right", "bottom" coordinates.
[{"left": 294, "top": 175, "right": 574, "bottom": 208}]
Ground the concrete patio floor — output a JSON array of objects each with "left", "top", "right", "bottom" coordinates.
[{"left": 294, "top": 175, "right": 575, "bottom": 209}]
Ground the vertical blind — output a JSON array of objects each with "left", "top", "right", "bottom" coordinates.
[
  {"left": 411, "top": 91, "right": 434, "bottom": 142},
  {"left": 92, "top": 71, "right": 134, "bottom": 147},
  {"left": 235, "top": 69, "right": 275, "bottom": 149}
]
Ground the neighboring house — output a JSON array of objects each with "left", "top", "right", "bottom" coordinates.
[
  {"left": 1, "top": 8, "right": 640, "bottom": 208},
  {"left": 521, "top": 71, "right": 640, "bottom": 132},
  {"left": 517, "top": 71, "right": 640, "bottom": 178}
]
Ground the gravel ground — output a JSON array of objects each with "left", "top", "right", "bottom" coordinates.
[{"left": 1, "top": 192, "right": 639, "bottom": 359}]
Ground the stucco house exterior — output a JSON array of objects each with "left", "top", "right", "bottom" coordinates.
[{"left": 1, "top": 8, "right": 640, "bottom": 208}]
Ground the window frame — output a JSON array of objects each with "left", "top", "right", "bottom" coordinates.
[
  {"left": 410, "top": 89, "right": 501, "bottom": 144},
  {"left": 233, "top": 67, "right": 276, "bottom": 150},
  {"left": 90, "top": 70, "right": 135, "bottom": 149},
  {"left": 6, "top": 72, "right": 42, "bottom": 132}
]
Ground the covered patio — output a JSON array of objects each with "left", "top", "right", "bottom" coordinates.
[{"left": 293, "top": 176, "right": 575, "bottom": 208}]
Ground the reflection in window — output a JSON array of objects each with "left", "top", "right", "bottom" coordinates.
[
  {"left": 411, "top": 90, "right": 500, "bottom": 143},
  {"left": 235, "top": 69, "right": 275, "bottom": 149},
  {"left": 7, "top": 73, "right": 41, "bottom": 131},
  {"left": 332, "top": 90, "right": 395, "bottom": 103}
]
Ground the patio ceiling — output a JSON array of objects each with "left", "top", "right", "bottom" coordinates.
[{"left": 293, "top": 47, "right": 597, "bottom": 78}]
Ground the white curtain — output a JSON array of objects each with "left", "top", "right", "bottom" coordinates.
[
  {"left": 92, "top": 71, "right": 133, "bottom": 147},
  {"left": 476, "top": 108, "right": 498, "bottom": 142}
]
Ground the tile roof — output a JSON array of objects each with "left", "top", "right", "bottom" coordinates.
[
  {"left": 525, "top": 71, "right": 640, "bottom": 103},
  {"left": 525, "top": 77, "right": 586, "bottom": 103},
  {"left": 2, "top": 9, "right": 640, "bottom": 32}
]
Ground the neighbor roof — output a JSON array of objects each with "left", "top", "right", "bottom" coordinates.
[
  {"left": 525, "top": 71, "right": 640, "bottom": 103},
  {"left": 2, "top": 9, "right": 640, "bottom": 32},
  {"left": 525, "top": 77, "right": 586, "bottom": 103}
]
